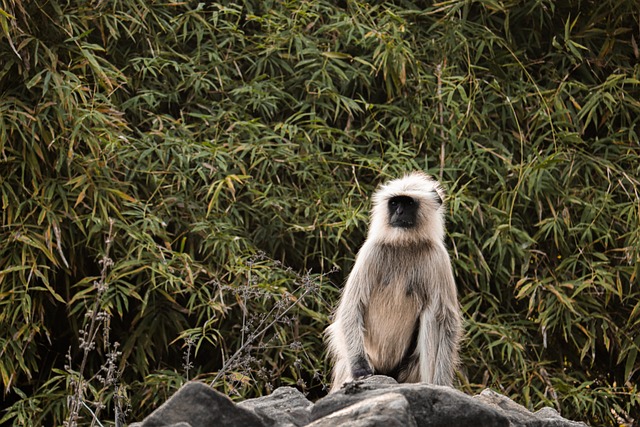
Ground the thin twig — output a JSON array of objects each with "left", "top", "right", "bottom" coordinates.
[
  {"left": 210, "top": 287, "right": 313, "bottom": 386},
  {"left": 66, "top": 219, "right": 115, "bottom": 427},
  {"left": 81, "top": 401, "right": 104, "bottom": 427}
]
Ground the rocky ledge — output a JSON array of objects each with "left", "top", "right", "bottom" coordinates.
[{"left": 131, "top": 375, "right": 588, "bottom": 427}]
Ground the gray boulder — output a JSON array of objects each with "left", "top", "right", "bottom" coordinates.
[
  {"left": 473, "top": 388, "right": 588, "bottom": 427},
  {"left": 237, "top": 386, "right": 313, "bottom": 427},
  {"left": 130, "top": 376, "right": 588, "bottom": 427},
  {"left": 129, "top": 381, "right": 265, "bottom": 427},
  {"left": 307, "top": 392, "right": 416, "bottom": 427},
  {"left": 311, "top": 376, "right": 509, "bottom": 427}
]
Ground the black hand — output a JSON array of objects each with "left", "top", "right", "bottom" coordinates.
[{"left": 351, "top": 356, "right": 373, "bottom": 379}]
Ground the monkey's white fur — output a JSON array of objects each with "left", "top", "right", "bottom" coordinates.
[{"left": 326, "top": 171, "right": 461, "bottom": 392}]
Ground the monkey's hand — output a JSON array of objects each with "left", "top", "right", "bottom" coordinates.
[{"left": 351, "top": 356, "right": 374, "bottom": 379}]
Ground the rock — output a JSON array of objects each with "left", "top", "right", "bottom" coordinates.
[
  {"left": 533, "top": 407, "right": 589, "bottom": 426},
  {"left": 473, "top": 388, "right": 539, "bottom": 426},
  {"left": 311, "top": 376, "right": 509, "bottom": 427},
  {"left": 474, "top": 388, "right": 588, "bottom": 427},
  {"left": 130, "top": 376, "right": 589, "bottom": 427},
  {"left": 357, "top": 374, "right": 400, "bottom": 386},
  {"left": 130, "top": 381, "right": 265, "bottom": 427},
  {"left": 238, "top": 386, "right": 313, "bottom": 427},
  {"left": 307, "top": 392, "right": 417, "bottom": 427}
]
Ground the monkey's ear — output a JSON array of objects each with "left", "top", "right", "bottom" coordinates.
[{"left": 432, "top": 191, "right": 443, "bottom": 205}]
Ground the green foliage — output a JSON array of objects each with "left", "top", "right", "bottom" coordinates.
[{"left": 1, "top": 0, "right": 638, "bottom": 425}]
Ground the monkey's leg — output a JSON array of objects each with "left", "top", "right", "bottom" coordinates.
[{"left": 417, "top": 305, "right": 460, "bottom": 386}]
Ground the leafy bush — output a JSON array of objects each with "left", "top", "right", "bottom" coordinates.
[{"left": 0, "top": 0, "right": 638, "bottom": 426}]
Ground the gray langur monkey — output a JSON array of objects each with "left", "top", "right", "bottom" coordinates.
[{"left": 325, "top": 171, "right": 462, "bottom": 392}]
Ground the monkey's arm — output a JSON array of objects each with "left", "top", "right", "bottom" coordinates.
[
  {"left": 420, "top": 307, "right": 460, "bottom": 386},
  {"left": 333, "top": 253, "right": 374, "bottom": 379},
  {"left": 418, "top": 249, "right": 462, "bottom": 386}
]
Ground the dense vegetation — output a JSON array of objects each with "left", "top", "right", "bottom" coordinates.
[{"left": 1, "top": 0, "right": 638, "bottom": 425}]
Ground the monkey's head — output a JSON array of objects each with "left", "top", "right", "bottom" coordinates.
[{"left": 368, "top": 172, "right": 446, "bottom": 245}]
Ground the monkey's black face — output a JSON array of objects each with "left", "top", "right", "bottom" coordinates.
[{"left": 388, "top": 196, "right": 419, "bottom": 228}]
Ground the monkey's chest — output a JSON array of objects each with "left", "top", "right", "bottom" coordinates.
[{"left": 362, "top": 280, "right": 421, "bottom": 372}]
